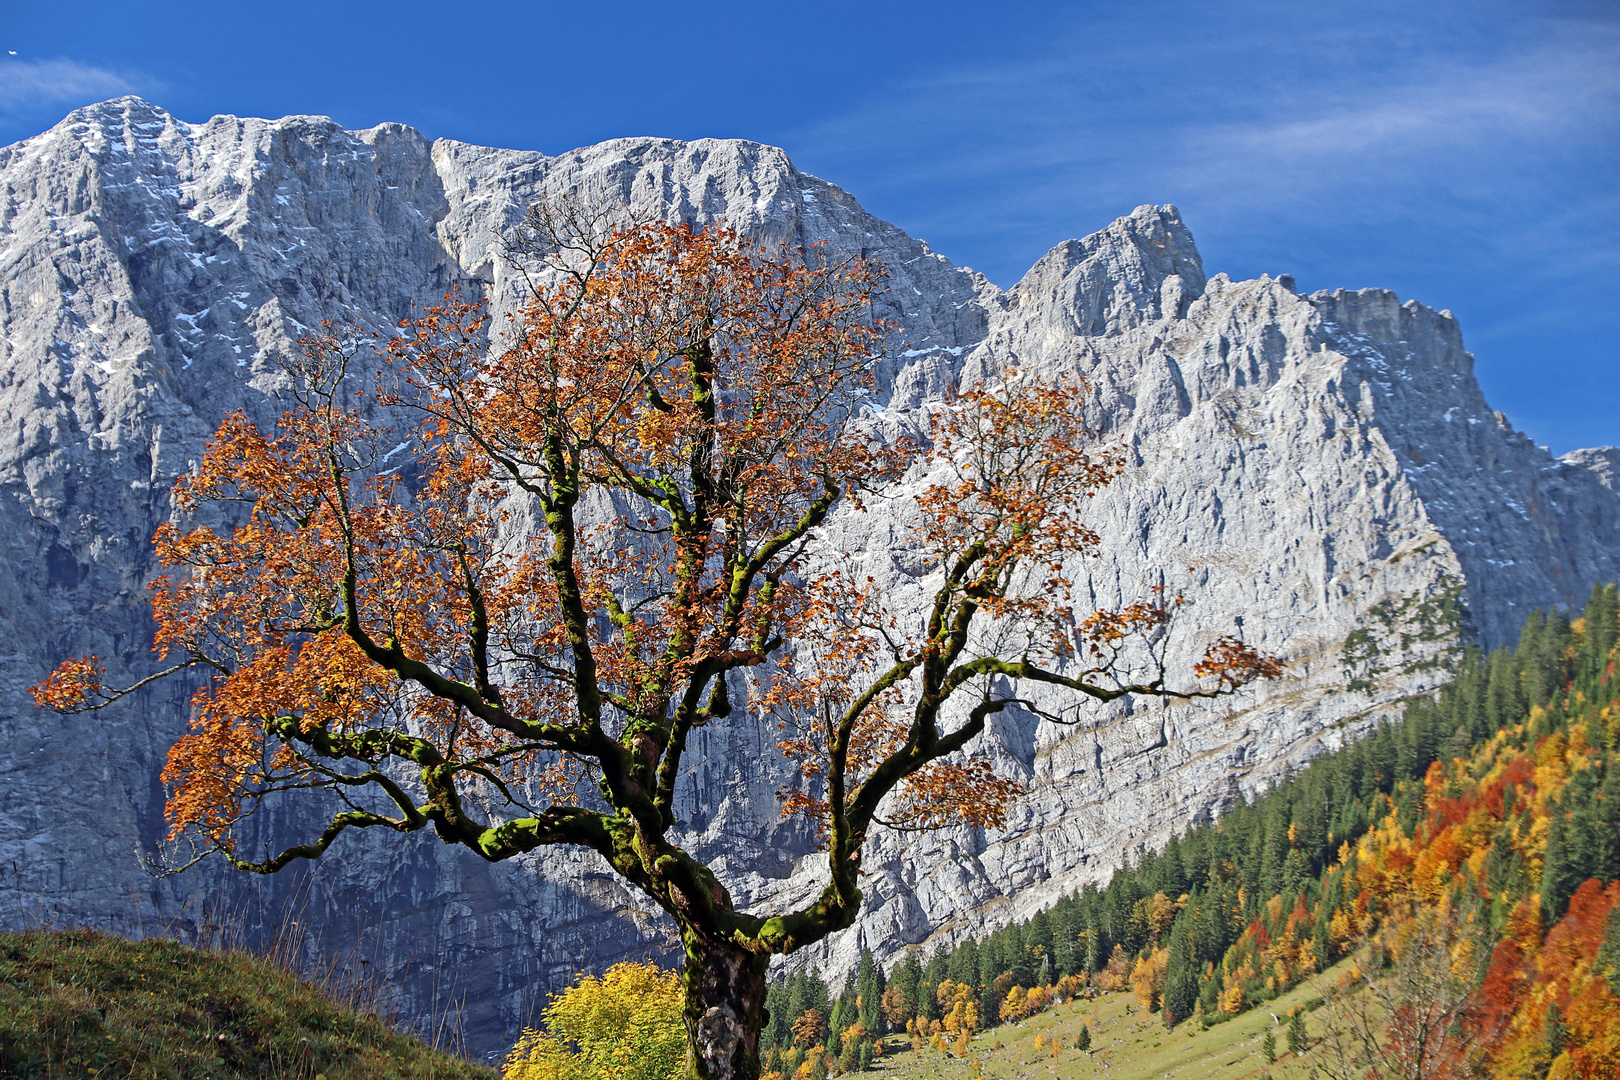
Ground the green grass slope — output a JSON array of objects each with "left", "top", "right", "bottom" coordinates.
[
  {"left": 0, "top": 930, "right": 493, "bottom": 1080},
  {"left": 870, "top": 960, "right": 1350, "bottom": 1080}
]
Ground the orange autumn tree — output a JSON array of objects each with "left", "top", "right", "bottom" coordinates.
[{"left": 33, "top": 201, "right": 1279, "bottom": 1080}]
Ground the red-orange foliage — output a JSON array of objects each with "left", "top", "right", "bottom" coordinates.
[
  {"left": 1282, "top": 680, "right": 1620, "bottom": 1078},
  {"left": 1481, "top": 881, "right": 1620, "bottom": 1078}
]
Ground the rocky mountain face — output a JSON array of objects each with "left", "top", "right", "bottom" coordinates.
[{"left": 2, "top": 97, "right": 1616, "bottom": 1058}]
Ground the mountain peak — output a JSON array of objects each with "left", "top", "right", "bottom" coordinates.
[{"left": 1008, "top": 203, "right": 1205, "bottom": 335}]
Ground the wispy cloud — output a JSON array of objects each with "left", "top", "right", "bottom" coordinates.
[
  {"left": 0, "top": 58, "right": 136, "bottom": 120},
  {"left": 787, "top": 3, "right": 1619, "bottom": 452},
  {"left": 1166, "top": 29, "right": 1620, "bottom": 220},
  {"left": 791, "top": 10, "right": 1620, "bottom": 282}
]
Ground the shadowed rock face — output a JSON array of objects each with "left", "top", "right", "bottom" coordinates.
[{"left": 2, "top": 97, "right": 1616, "bottom": 1058}]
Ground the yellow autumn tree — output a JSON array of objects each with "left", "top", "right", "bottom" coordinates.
[
  {"left": 505, "top": 961, "right": 685, "bottom": 1080},
  {"left": 1131, "top": 947, "right": 1169, "bottom": 1012}
]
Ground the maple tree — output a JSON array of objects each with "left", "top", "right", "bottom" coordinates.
[{"left": 33, "top": 200, "right": 1279, "bottom": 1080}]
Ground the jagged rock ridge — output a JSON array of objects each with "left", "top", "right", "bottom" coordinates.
[{"left": 2, "top": 97, "right": 1616, "bottom": 1057}]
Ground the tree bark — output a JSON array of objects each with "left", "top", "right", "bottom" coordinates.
[{"left": 681, "top": 928, "right": 771, "bottom": 1080}]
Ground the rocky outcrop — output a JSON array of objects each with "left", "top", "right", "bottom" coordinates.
[{"left": 2, "top": 98, "right": 1616, "bottom": 1058}]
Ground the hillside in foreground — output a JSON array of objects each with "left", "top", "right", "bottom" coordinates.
[{"left": 0, "top": 930, "right": 493, "bottom": 1079}]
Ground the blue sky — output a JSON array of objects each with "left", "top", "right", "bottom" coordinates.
[{"left": 3, "top": 0, "right": 1615, "bottom": 452}]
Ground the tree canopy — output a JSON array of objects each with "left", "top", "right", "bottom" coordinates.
[{"left": 34, "top": 201, "right": 1279, "bottom": 1079}]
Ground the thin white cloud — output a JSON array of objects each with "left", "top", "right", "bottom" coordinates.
[
  {"left": 0, "top": 58, "right": 134, "bottom": 117},
  {"left": 1170, "top": 30, "right": 1620, "bottom": 210},
  {"left": 791, "top": 13, "right": 1620, "bottom": 265}
]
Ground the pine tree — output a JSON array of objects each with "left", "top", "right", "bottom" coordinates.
[
  {"left": 856, "top": 949, "right": 882, "bottom": 1034},
  {"left": 1579, "top": 584, "right": 1619, "bottom": 685},
  {"left": 1287, "top": 1009, "right": 1306, "bottom": 1055},
  {"left": 1198, "top": 968, "right": 1220, "bottom": 1018},
  {"left": 893, "top": 954, "right": 922, "bottom": 1020},
  {"left": 971, "top": 965, "right": 994, "bottom": 1024},
  {"left": 1586, "top": 763, "right": 1620, "bottom": 884},
  {"left": 1075, "top": 1024, "right": 1092, "bottom": 1052},
  {"left": 763, "top": 981, "right": 790, "bottom": 1049},
  {"left": 1597, "top": 902, "right": 1620, "bottom": 996},
  {"left": 1028, "top": 909, "right": 1054, "bottom": 968},
  {"left": 1542, "top": 612, "right": 1574, "bottom": 701},
  {"left": 949, "top": 937, "right": 981, "bottom": 991},
  {"left": 1540, "top": 808, "right": 1581, "bottom": 922},
  {"left": 829, "top": 970, "right": 857, "bottom": 1054},
  {"left": 1546, "top": 1001, "right": 1568, "bottom": 1060},
  {"left": 838, "top": 1034, "right": 858, "bottom": 1073},
  {"left": 1281, "top": 847, "right": 1310, "bottom": 898},
  {"left": 1486, "top": 648, "right": 1522, "bottom": 733},
  {"left": 1160, "top": 907, "right": 1199, "bottom": 1028},
  {"left": 1262, "top": 1027, "right": 1277, "bottom": 1064},
  {"left": 920, "top": 950, "right": 947, "bottom": 1021}
]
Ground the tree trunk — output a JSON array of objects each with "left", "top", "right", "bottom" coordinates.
[{"left": 682, "top": 928, "right": 771, "bottom": 1080}]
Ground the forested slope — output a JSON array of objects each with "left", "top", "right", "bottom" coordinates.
[{"left": 759, "top": 585, "right": 1620, "bottom": 1078}]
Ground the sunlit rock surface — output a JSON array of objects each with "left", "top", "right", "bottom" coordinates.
[{"left": 3, "top": 97, "right": 1617, "bottom": 1057}]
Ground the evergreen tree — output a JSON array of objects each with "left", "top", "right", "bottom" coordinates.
[
  {"left": 828, "top": 971, "right": 857, "bottom": 1053},
  {"left": 1546, "top": 1001, "right": 1568, "bottom": 1060},
  {"left": 1540, "top": 808, "right": 1581, "bottom": 923},
  {"left": 1075, "top": 1024, "right": 1091, "bottom": 1052},
  {"left": 920, "top": 950, "right": 947, "bottom": 1020},
  {"left": 1027, "top": 909, "right": 1054, "bottom": 969},
  {"left": 1051, "top": 903, "right": 1077, "bottom": 975},
  {"left": 855, "top": 949, "right": 883, "bottom": 1034},
  {"left": 1198, "top": 967, "right": 1220, "bottom": 1018},
  {"left": 1581, "top": 762, "right": 1620, "bottom": 884},
  {"left": 1527, "top": 611, "right": 1573, "bottom": 710},
  {"left": 763, "top": 981, "right": 790, "bottom": 1049},
  {"left": 1160, "top": 906, "right": 1199, "bottom": 1027},
  {"left": 837, "top": 1034, "right": 859, "bottom": 1073},
  {"left": 1311, "top": 905, "right": 1332, "bottom": 969},
  {"left": 1287, "top": 1009, "right": 1306, "bottom": 1055},
  {"left": 1597, "top": 903, "right": 1620, "bottom": 996},
  {"left": 1484, "top": 825, "right": 1526, "bottom": 901},
  {"left": 1006, "top": 931, "right": 1034, "bottom": 988},
  {"left": 978, "top": 948, "right": 1000, "bottom": 1024},
  {"left": 1486, "top": 648, "right": 1522, "bottom": 733},
  {"left": 1280, "top": 847, "right": 1310, "bottom": 898},
  {"left": 1370, "top": 723, "right": 1399, "bottom": 793},
  {"left": 949, "top": 938, "right": 981, "bottom": 991},
  {"left": 1578, "top": 585, "right": 1619, "bottom": 686},
  {"left": 892, "top": 954, "right": 922, "bottom": 1019}
]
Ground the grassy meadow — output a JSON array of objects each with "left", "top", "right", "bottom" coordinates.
[
  {"left": 0, "top": 929, "right": 492, "bottom": 1080},
  {"left": 867, "top": 962, "right": 1349, "bottom": 1080}
]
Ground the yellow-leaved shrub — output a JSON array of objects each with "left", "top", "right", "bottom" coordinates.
[{"left": 504, "top": 961, "right": 684, "bottom": 1080}]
